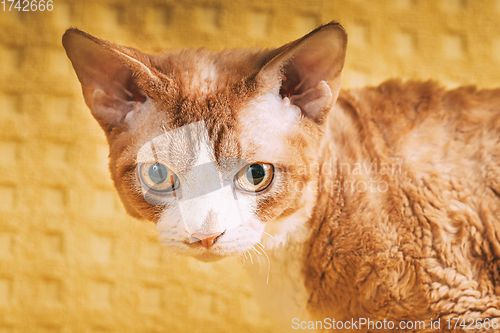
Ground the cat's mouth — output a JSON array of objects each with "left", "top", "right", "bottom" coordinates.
[
  {"left": 176, "top": 234, "right": 258, "bottom": 262},
  {"left": 182, "top": 241, "right": 232, "bottom": 262},
  {"left": 157, "top": 221, "right": 266, "bottom": 262},
  {"left": 184, "top": 238, "right": 223, "bottom": 251},
  {"left": 182, "top": 233, "right": 231, "bottom": 262}
]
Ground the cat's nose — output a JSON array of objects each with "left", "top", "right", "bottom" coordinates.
[{"left": 190, "top": 231, "right": 224, "bottom": 249}]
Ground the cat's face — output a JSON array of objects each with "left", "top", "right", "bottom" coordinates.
[{"left": 62, "top": 23, "right": 347, "bottom": 261}]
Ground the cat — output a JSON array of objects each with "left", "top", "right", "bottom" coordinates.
[{"left": 62, "top": 22, "right": 500, "bottom": 332}]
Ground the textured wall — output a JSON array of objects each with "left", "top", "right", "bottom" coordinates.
[{"left": 0, "top": 0, "right": 499, "bottom": 332}]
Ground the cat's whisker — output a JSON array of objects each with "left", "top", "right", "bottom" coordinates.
[
  {"left": 255, "top": 242, "right": 265, "bottom": 254},
  {"left": 247, "top": 250, "right": 254, "bottom": 265},
  {"left": 251, "top": 246, "right": 262, "bottom": 274},
  {"left": 239, "top": 254, "right": 246, "bottom": 268},
  {"left": 252, "top": 245, "right": 263, "bottom": 255},
  {"left": 263, "top": 231, "right": 276, "bottom": 242},
  {"left": 161, "top": 251, "right": 171, "bottom": 262},
  {"left": 160, "top": 247, "right": 174, "bottom": 263},
  {"left": 256, "top": 242, "right": 271, "bottom": 284}
]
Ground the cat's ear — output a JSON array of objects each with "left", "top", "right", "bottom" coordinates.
[
  {"left": 257, "top": 22, "right": 347, "bottom": 124},
  {"left": 62, "top": 28, "right": 158, "bottom": 133}
]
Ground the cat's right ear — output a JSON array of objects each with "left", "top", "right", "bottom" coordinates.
[
  {"left": 256, "top": 22, "right": 347, "bottom": 124},
  {"left": 62, "top": 29, "right": 159, "bottom": 133}
]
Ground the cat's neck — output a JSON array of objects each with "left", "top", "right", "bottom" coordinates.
[
  {"left": 244, "top": 231, "right": 313, "bottom": 330},
  {"left": 302, "top": 95, "right": 356, "bottom": 251},
  {"left": 244, "top": 102, "right": 355, "bottom": 329},
  {"left": 298, "top": 86, "right": 432, "bottom": 322}
]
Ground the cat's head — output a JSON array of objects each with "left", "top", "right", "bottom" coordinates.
[{"left": 62, "top": 23, "right": 347, "bottom": 261}]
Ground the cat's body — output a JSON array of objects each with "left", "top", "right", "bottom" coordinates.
[
  {"left": 63, "top": 23, "right": 500, "bottom": 332},
  {"left": 245, "top": 81, "right": 500, "bottom": 332},
  {"left": 312, "top": 81, "right": 500, "bottom": 330}
]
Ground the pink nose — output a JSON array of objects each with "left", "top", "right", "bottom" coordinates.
[{"left": 191, "top": 232, "right": 223, "bottom": 249}]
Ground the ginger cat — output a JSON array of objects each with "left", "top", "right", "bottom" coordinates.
[{"left": 63, "top": 22, "right": 500, "bottom": 332}]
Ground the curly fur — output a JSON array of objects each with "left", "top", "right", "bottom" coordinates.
[{"left": 304, "top": 80, "right": 500, "bottom": 332}]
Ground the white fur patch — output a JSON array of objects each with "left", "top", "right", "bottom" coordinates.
[
  {"left": 238, "top": 92, "right": 316, "bottom": 246},
  {"left": 186, "top": 59, "right": 219, "bottom": 96},
  {"left": 238, "top": 92, "right": 302, "bottom": 161}
]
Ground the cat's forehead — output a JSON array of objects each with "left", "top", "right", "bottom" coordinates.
[
  {"left": 152, "top": 48, "right": 267, "bottom": 98},
  {"left": 131, "top": 48, "right": 303, "bottom": 166},
  {"left": 133, "top": 50, "right": 272, "bottom": 162},
  {"left": 168, "top": 51, "right": 222, "bottom": 97}
]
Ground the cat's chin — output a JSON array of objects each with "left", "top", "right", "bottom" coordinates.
[{"left": 192, "top": 253, "right": 227, "bottom": 262}]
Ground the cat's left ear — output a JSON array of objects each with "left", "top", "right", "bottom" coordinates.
[
  {"left": 62, "top": 28, "right": 161, "bottom": 133},
  {"left": 257, "top": 22, "right": 347, "bottom": 124}
]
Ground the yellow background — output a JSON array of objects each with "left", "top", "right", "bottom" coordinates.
[{"left": 0, "top": 0, "right": 499, "bottom": 332}]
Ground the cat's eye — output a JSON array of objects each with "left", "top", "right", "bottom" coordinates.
[
  {"left": 235, "top": 163, "right": 274, "bottom": 193},
  {"left": 139, "top": 162, "right": 180, "bottom": 193}
]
